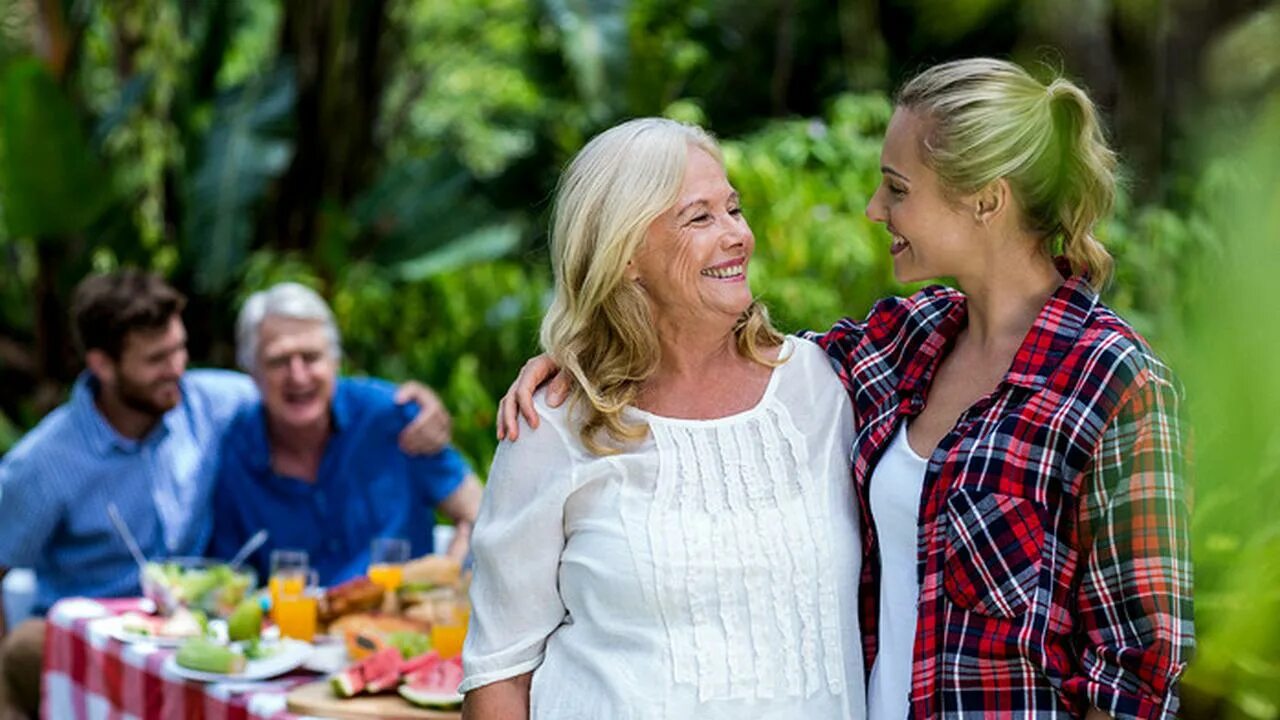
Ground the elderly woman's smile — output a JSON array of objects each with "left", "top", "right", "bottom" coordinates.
[{"left": 700, "top": 258, "right": 747, "bottom": 280}]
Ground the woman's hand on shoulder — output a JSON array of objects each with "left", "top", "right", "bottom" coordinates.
[{"left": 496, "top": 354, "right": 570, "bottom": 441}]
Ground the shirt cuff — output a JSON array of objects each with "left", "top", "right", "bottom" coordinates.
[{"left": 458, "top": 653, "right": 545, "bottom": 694}]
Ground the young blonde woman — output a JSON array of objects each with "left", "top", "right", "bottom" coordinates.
[
  {"left": 461, "top": 119, "right": 867, "bottom": 719},
  {"left": 499, "top": 59, "right": 1193, "bottom": 719}
]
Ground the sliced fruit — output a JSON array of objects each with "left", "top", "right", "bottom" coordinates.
[
  {"left": 398, "top": 650, "right": 438, "bottom": 676},
  {"left": 399, "top": 684, "right": 463, "bottom": 709},
  {"left": 329, "top": 667, "right": 365, "bottom": 698},
  {"left": 175, "top": 638, "right": 245, "bottom": 674},
  {"left": 344, "top": 629, "right": 385, "bottom": 661},
  {"left": 400, "top": 652, "right": 464, "bottom": 707},
  {"left": 360, "top": 647, "right": 403, "bottom": 685},
  {"left": 226, "top": 598, "right": 263, "bottom": 642},
  {"left": 363, "top": 667, "right": 402, "bottom": 694},
  {"left": 385, "top": 629, "right": 431, "bottom": 660}
]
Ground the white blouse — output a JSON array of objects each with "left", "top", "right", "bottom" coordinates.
[{"left": 462, "top": 337, "right": 866, "bottom": 720}]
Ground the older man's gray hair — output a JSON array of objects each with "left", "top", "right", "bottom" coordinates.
[{"left": 236, "top": 282, "right": 342, "bottom": 373}]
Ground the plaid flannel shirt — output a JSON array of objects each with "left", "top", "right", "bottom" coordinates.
[{"left": 813, "top": 273, "right": 1194, "bottom": 719}]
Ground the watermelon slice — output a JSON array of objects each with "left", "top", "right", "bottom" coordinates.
[
  {"left": 398, "top": 649, "right": 439, "bottom": 676},
  {"left": 360, "top": 647, "right": 404, "bottom": 693},
  {"left": 328, "top": 646, "right": 402, "bottom": 697},
  {"left": 329, "top": 668, "right": 365, "bottom": 699},
  {"left": 399, "top": 654, "right": 464, "bottom": 709}
]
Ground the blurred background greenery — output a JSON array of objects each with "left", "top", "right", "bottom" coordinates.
[{"left": 1, "top": 0, "right": 1277, "bottom": 716}]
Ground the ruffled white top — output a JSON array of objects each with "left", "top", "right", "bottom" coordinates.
[{"left": 461, "top": 337, "right": 866, "bottom": 720}]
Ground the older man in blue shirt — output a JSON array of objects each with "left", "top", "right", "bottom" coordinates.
[
  {"left": 0, "top": 271, "right": 450, "bottom": 718},
  {"left": 209, "top": 283, "right": 482, "bottom": 587}
]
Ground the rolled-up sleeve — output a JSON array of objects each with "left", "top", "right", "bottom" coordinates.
[
  {"left": 1067, "top": 372, "right": 1194, "bottom": 719},
  {"left": 459, "top": 411, "right": 576, "bottom": 693}
]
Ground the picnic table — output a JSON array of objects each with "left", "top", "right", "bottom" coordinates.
[{"left": 42, "top": 597, "right": 320, "bottom": 720}]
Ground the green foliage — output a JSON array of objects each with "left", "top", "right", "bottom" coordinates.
[
  {"left": 1173, "top": 94, "right": 1280, "bottom": 716},
  {"left": 725, "top": 93, "right": 908, "bottom": 332},
  {"left": 183, "top": 65, "right": 295, "bottom": 292},
  {"left": 384, "top": 0, "right": 547, "bottom": 177},
  {"left": 84, "top": 0, "right": 190, "bottom": 257},
  {"left": 0, "top": 58, "right": 111, "bottom": 238}
]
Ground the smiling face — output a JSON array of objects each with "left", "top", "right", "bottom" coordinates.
[
  {"left": 630, "top": 146, "right": 755, "bottom": 332},
  {"left": 254, "top": 315, "right": 338, "bottom": 433},
  {"left": 97, "top": 314, "right": 188, "bottom": 417},
  {"left": 866, "top": 108, "right": 978, "bottom": 284}
]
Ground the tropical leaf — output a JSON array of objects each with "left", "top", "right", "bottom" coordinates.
[
  {"left": 0, "top": 58, "right": 111, "bottom": 239},
  {"left": 353, "top": 153, "right": 525, "bottom": 275},
  {"left": 183, "top": 63, "right": 295, "bottom": 292},
  {"left": 392, "top": 221, "right": 524, "bottom": 282}
]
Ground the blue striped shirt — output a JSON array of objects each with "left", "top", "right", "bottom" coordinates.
[{"left": 0, "top": 369, "right": 257, "bottom": 613}]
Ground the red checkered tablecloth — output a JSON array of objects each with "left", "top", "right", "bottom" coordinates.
[{"left": 41, "top": 598, "right": 321, "bottom": 720}]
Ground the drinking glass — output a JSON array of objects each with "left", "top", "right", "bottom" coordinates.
[
  {"left": 268, "top": 549, "right": 309, "bottom": 623},
  {"left": 424, "top": 586, "right": 471, "bottom": 659},
  {"left": 274, "top": 569, "right": 319, "bottom": 642},
  {"left": 368, "top": 537, "right": 411, "bottom": 592}
]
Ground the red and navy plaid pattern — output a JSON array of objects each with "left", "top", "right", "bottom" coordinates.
[{"left": 813, "top": 273, "right": 1193, "bottom": 719}]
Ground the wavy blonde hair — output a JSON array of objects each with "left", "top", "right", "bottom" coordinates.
[
  {"left": 896, "top": 58, "right": 1118, "bottom": 288},
  {"left": 541, "top": 117, "right": 783, "bottom": 455}
]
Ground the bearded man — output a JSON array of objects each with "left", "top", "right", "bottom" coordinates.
[{"left": 0, "top": 270, "right": 449, "bottom": 719}]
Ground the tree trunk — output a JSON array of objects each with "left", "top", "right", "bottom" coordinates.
[{"left": 270, "top": 0, "right": 391, "bottom": 260}]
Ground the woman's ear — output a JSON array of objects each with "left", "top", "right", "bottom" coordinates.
[{"left": 973, "top": 178, "right": 1010, "bottom": 225}]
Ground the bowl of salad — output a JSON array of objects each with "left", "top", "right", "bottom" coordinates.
[{"left": 142, "top": 558, "right": 257, "bottom": 618}]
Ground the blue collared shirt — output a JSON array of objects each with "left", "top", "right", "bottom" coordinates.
[
  {"left": 0, "top": 370, "right": 257, "bottom": 613},
  {"left": 208, "top": 377, "right": 471, "bottom": 587}
]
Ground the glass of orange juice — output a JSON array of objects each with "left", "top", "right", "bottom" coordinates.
[
  {"left": 424, "top": 587, "right": 470, "bottom": 659},
  {"left": 269, "top": 549, "right": 309, "bottom": 623},
  {"left": 274, "top": 569, "right": 319, "bottom": 642},
  {"left": 368, "top": 537, "right": 410, "bottom": 592}
]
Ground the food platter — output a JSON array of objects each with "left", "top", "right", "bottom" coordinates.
[
  {"left": 163, "top": 638, "right": 313, "bottom": 682},
  {"left": 286, "top": 680, "right": 460, "bottom": 719}
]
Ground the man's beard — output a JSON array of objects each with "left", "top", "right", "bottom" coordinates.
[{"left": 115, "top": 374, "right": 181, "bottom": 418}]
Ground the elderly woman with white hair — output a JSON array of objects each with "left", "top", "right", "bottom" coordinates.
[
  {"left": 460, "top": 118, "right": 866, "bottom": 719},
  {"left": 208, "top": 282, "right": 483, "bottom": 586}
]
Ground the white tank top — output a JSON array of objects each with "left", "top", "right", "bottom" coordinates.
[{"left": 866, "top": 422, "right": 928, "bottom": 720}]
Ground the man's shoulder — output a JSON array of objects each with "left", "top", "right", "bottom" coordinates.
[
  {"left": 0, "top": 400, "right": 100, "bottom": 501},
  {"left": 183, "top": 368, "right": 257, "bottom": 401},
  {"left": 2, "top": 402, "right": 79, "bottom": 468},
  {"left": 337, "top": 376, "right": 399, "bottom": 407}
]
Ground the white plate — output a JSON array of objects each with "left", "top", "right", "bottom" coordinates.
[
  {"left": 163, "top": 638, "right": 313, "bottom": 682},
  {"left": 93, "top": 615, "right": 201, "bottom": 648},
  {"left": 301, "top": 639, "right": 348, "bottom": 674},
  {"left": 95, "top": 616, "right": 280, "bottom": 648}
]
